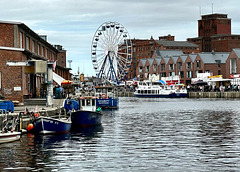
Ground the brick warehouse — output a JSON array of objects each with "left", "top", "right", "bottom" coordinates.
[
  {"left": 188, "top": 13, "right": 240, "bottom": 52},
  {"left": 0, "top": 21, "right": 71, "bottom": 103},
  {"left": 128, "top": 35, "right": 199, "bottom": 79},
  {"left": 136, "top": 50, "right": 236, "bottom": 85}
]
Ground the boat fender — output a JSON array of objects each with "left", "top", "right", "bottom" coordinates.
[
  {"left": 101, "top": 93, "right": 107, "bottom": 99},
  {"left": 27, "top": 123, "right": 34, "bottom": 132},
  {"left": 34, "top": 112, "right": 40, "bottom": 117}
]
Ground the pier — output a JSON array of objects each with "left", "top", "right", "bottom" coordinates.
[
  {"left": 116, "top": 90, "right": 240, "bottom": 98},
  {"left": 188, "top": 91, "right": 240, "bottom": 98}
]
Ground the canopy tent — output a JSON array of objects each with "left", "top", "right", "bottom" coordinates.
[
  {"left": 53, "top": 72, "right": 65, "bottom": 86},
  {"left": 159, "top": 80, "right": 166, "bottom": 84}
]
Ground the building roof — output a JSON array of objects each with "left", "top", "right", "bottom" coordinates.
[
  {"left": 162, "top": 57, "right": 170, "bottom": 64},
  {"left": 199, "top": 52, "right": 230, "bottom": 64},
  {"left": 139, "top": 59, "right": 147, "bottom": 66},
  {"left": 179, "top": 55, "right": 188, "bottom": 62},
  {"left": 233, "top": 48, "right": 240, "bottom": 58},
  {"left": 147, "top": 58, "right": 154, "bottom": 66},
  {"left": 154, "top": 58, "right": 161, "bottom": 65},
  {"left": 155, "top": 40, "right": 199, "bottom": 48},
  {"left": 155, "top": 49, "right": 183, "bottom": 58},
  {"left": 189, "top": 54, "right": 197, "bottom": 62},
  {"left": 171, "top": 56, "right": 179, "bottom": 63}
]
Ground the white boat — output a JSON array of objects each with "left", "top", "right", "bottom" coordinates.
[
  {"left": 0, "top": 113, "right": 21, "bottom": 143},
  {"left": 134, "top": 80, "right": 188, "bottom": 98},
  {"left": 0, "top": 131, "right": 21, "bottom": 143}
]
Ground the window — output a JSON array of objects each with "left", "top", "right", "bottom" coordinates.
[
  {"left": 26, "top": 36, "right": 29, "bottom": 50},
  {"left": 92, "top": 99, "right": 95, "bottom": 106},
  {"left": 186, "top": 71, "right": 192, "bottom": 78},
  {"left": 169, "top": 72, "right": 175, "bottom": 77},
  {"left": 230, "top": 59, "right": 237, "bottom": 74},
  {"left": 161, "top": 64, "right": 165, "bottom": 71},
  {"left": 218, "top": 70, "right": 221, "bottom": 75},
  {"left": 37, "top": 44, "right": 40, "bottom": 55},
  {"left": 186, "top": 62, "right": 192, "bottom": 69},
  {"left": 145, "top": 66, "right": 149, "bottom": 72},
  {"left": 160, "top": 72, "right": 166, "bottom": 77},
  {"left": 20, "top": 32, "right": 23, "bottom": 48},
  {"left": 32, "top": 40, "right": 35, "bottom": 53},
  {"left": 45, "top": 49, "right": 48, "bottom": 58},
  {"left": 177, "top": 62, "right": 182, "bottom": 70},
  {"left": 169, "top": 64, "right": 174, "bottom": 70},
  {"left": 179, "top": 71, "right": 184, "bottom": 79},
  {"left": 82, "top": 99, "right": 85, "bottom": 106},
  {"left": 153, "top": 64, "right": 157, "bottom": 72},
  {"left": 41, "top": 46, "right": 44, "bottom": 56},
  {"left": 139, "top": 66, "right": 142, "bottom": 73},
  {"left": 196, "top": 60, "right": 201, "bottom": 69}
]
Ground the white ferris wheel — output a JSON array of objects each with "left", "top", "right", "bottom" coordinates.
[{"left": 91, "top": 21, "right": 132, "bottom": 84}]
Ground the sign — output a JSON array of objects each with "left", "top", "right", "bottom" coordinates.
[
  {"left": 14, "top": 87, "right": 21, "bottom": 91},
  {"left": 208, "top": 75, "right": 222, "bottom": 79},
  {"left": 230, "top": 74, "right": 240, "bottom": 78}
]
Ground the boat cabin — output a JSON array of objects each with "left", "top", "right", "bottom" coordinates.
[
  {"left": 79, "top": 96, "right": 97, "bottom": 111},
  {"left": 95, "top": 85, "right": 115, "bottom": 99}
]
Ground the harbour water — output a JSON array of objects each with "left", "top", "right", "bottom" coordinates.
[{"left": 1, "top": 97, "right": 240, "bottom": 171}]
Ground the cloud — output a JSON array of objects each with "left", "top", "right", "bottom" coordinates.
[{"left": 0, "top": 0, "right": 239, "bottom": 76}]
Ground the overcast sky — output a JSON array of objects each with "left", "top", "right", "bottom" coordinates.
[{"left": 0, "top": 0, "right": 239, "bottom": 76}]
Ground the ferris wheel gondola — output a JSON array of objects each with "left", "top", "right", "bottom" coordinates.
[{"left": 91, "top": 21, "right": 132, "bottom": 85}]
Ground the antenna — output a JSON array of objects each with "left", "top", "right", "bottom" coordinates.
[
  {"left": 199, "top": 6, "right": 201, "bottom": 17},
  {"left": 212, "top": 3, "right": 213, "bottom": 14}
]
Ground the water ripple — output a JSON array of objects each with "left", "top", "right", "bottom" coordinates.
[{"left": 1, "top": 98, "right": 240, "bottom": 171}]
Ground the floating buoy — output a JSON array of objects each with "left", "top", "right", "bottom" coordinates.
[{"left": 27, "top": 123, "right": 34, "bottom": 132}]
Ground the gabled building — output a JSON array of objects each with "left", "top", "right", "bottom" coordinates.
[
  {"left": 226, "top": 48, "right": 240, "bottom": 78},
  {"left": 136, "top": 51, "right": 232, "bottom": 85},
  {"left": 130, "top": 36, "right": 199, "bottom": 79}
]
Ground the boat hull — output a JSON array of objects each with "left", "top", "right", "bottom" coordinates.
[
  {"left": 134, "top": 93, "right": 188, "bottom": 98},
  {"left": 0, "top": 132, "right": 21, "bottom": 143},
  {"left": 169, "top": 92, "right": 188, "bottom": 98},
  {"left": 71, "top": 110, "right": 102, "bottom": 128},
  {"left": 134, "top": 94, "right": 171, "bottom": 98},
  {"left": 33, "top": 116, "right": 71, "bottom": 134},
  {"left": 96, "top": 98, "right": 118, "bottom": 109}
]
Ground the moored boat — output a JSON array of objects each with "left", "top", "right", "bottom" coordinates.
[
  {"left": 65, "top": 96, "right": 102, "bottom": 128},
  {"left": 0, "top": 132, "right": 21, "bottom": 143},
  {"left": 32, "top": 116, "right": 71, "bottom": 134},
  {"left": 134, "top": 80, "right": 188, "bottom": 98},
  {"left": 95, "top": 85, "right": 119, "bottom": 109},
  {"left": 0, "top": 113, "right": 21, "bottom": 143}
]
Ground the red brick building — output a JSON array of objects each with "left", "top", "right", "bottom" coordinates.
[
  {"left": 0, "top": 21, "right": 71, "bottom": 102},
  {"left": 188, "top": 13, "right": 240, "bottom": 52},
  {"left": 136, "top": 50, "right": 230, "bottom": 85},
  {"left": 130, "top": 36, "right": 199, "bottom": 79}
]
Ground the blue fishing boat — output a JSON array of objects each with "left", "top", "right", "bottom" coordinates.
[
  {"left": 95, "top": 85, "right": 119, "bottom": 109},
  {"left": 64, "top": 96, "right": 102, "bottom": 128},
  {"left": 32, "top": 116, "right": 71, "bottom": 134}
]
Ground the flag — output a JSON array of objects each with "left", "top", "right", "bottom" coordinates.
[
  {"left": 24, "top": 107, "right": 28, "bottom": 115},
  {"left": 34, "top": 105, "right": 39, "bottom": 112},
  {"left": 53, "top": 61, "right": 57, "bottom": 71}
]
